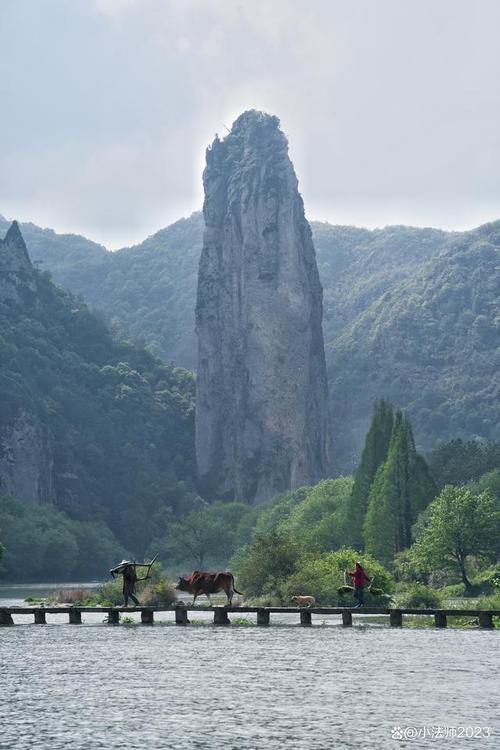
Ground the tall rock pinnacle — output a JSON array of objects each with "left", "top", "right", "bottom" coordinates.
[
  {"left": 0, "top": 221, "right": 36, "bottom": 303},
  {"left": 196, "top": 110, "right": 331, "bottom": 503}
]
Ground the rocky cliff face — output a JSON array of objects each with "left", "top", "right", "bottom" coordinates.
[
  {"left": 0, "top": 221, "right": 36, "bottom": 304},
  {"left": 0, "top": 222, "right": 54, "bottom": 504},
  {"left": 0, "top": 410, "right": 54, "bottom": 504},
  {"left": 196, "top": 111, "right": 331, "bottom": 503}
]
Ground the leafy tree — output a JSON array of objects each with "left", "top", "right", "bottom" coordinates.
[
  {"left": 467, "top": 469, "right": 500, "bottom": 509},
  {"left": 284, "top": 477, "right": 353, "bottom": 551},
  {"left": 157, "top": 501, "right": 254, "bottom": 569},
  {"left": 232, "top": 530, "right": 304, "bottom": 600},
  {"left": 253, "top": 487, "right": 310, "bottom": 536},
  {"left": 343, "top": 399, "right": 394, "bottom": 547},
  {"left": 0, "top": 495, "right": 126, "bottom": 581},
  {"left": 363, "top": 411, "right": 436, "bottom": 566},
  {"left": 409, "top": 485, "right": 500, "bottom": 593},
  {"left": 427, "top": 439, "right": 500, "bottom": 489}
]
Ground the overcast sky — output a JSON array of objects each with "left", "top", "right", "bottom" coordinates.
[{"left": 1, "top": 0, "right": 499, "bottom": 249}]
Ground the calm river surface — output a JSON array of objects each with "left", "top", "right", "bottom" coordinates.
[{"left": 1, "top": 584, "right": 500, "bottom": 749}]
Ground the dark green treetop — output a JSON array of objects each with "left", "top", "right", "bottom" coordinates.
[
  {"left": 343, "top": 399, "right": 394, "bottom": 548},
  {"left": 363, "top": 410, "right": 437, "bottom": 566}
]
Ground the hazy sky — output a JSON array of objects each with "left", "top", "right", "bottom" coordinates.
[{"left": 1, "top": 0, "right": 500, "bottom": 248}]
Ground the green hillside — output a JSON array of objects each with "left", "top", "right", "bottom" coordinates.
[
  {"left": 0, "top": 223, "right": 195, "bottom": 578},
  {"left": 2, "top": 212, "right": 498, "bottom": 472}
]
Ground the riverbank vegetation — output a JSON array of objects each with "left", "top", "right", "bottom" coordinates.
[
  {"left": 146, "top": 404, "right": 500, "bottom": 609},
  {"left": 3, "top": 395, "right": 500, "bottom": 612},
  {"left": 45, "top": 563, "right": 176, "bottom": 607}
]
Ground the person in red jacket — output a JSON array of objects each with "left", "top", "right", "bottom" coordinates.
[{"left": 347, "top": 562, "right": 371, "bottom": 608}]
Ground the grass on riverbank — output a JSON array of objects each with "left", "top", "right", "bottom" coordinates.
[{"left": 42, "top": 564, "right": 177, "bottom": 607}]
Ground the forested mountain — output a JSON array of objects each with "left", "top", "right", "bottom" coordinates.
[
  {"left": 0, "top": 222, "right": 195, "bottom": 578},
  {"left": 1, "top": 212, "right": 498, "bottom": 472},
  {"left": 0, "top": 213, "right": 202, "bottom": 369}
]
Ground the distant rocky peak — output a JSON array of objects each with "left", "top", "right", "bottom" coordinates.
[
  {"left": 208, "top": 110, "right": 288, "bottom": 166},
  {"left": 0, "top": 221, "right": 36, "bottom": 303}
]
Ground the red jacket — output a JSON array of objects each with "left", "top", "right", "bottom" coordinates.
[{"left": 348, "top": 567, "right": 371, "bottom": 588}]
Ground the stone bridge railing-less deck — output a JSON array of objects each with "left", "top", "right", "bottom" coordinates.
[{"left": 0, "top": 606, "right": 498, "bottom": 628}]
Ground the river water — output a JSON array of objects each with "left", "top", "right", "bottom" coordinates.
[{"left": 1, "top": 584, "right": 499, "bottom": 749}]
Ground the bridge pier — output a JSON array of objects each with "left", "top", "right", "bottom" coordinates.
[
  {"left": 257, "top": 609, "right": 270, "bottom": 626},
  {"left": 342, "top": 610, "right": 352, "bottom": 627},
  {"left": 300, "top": 610, "right": 312, "bottom": 626},
  {"left": 107, "top": 610, "right": 120, "bottom": 625},
  {"left": 434, "top": 612, "right": 447, "bottom": 628},
  {"left": 0, "top": 608, "right": 14, "bottom": 625},
  {"left": 175, "top": 607, "right": 189, "bottom": 625},
  {"left": 1, "top": 606, "right": 497, "bottom": 629},
  {"left": 213, "top": 607, "right": 230, "bottom": 625},
  {"left": 390, "top": 610, "right": 402, "bottom": 627},
  {"left": 478, "top": 612, "right": 494, "bottom": 629},
  {"left": 69, "top": 609, "right": 82, "bottom": 624}
]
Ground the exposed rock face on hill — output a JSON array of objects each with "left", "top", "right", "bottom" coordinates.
[
  {"left": 0, "top": 221, "right": 36, "bottom": 304},
  {"left": 195, "top": 111, "right": 331, "bottom": 503},
  {"left": 0, "top": 410, "right": 54, "bottom": 504},
  {"left": 0, "top": 224, "right": 54, "bottom": 503}
]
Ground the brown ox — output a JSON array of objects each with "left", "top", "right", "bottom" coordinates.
[{"left": 175, "top": 571, "right": 243, "bottom": 606}]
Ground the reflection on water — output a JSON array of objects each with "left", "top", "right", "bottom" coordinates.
[{"left": 1, "top": 596, "right": 499, "bottom": 749}]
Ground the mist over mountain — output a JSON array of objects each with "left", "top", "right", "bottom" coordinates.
[{"left": 1, "top": 212, "right": 498, "bottom": 472}]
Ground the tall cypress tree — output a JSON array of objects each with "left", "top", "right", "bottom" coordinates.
[
  {"left": 363, "top": 410, "right": 437, "bottom": 566},
  {"left": 343, "top": 399, "right": 394, "bottom": 548}
]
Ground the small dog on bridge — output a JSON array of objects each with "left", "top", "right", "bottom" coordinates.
[{"left": 291, "top": 595, "right": 316, "bottom": 607}]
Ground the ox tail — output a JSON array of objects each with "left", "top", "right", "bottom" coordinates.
[{"left": 231, "top": 574, "right": 243, "bottom": 596}]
